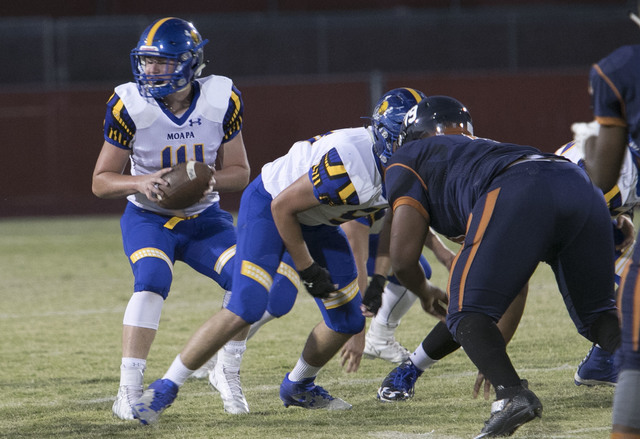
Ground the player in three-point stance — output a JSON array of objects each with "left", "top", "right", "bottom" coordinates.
[
  {"left": 130, "top": 87, "right": 447, "bottom": 425},
  {"left": 384, "top": 95, "right": 620, "bottom": 437}
]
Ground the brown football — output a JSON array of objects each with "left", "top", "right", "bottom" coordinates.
[{"left": 156, "top": 161, "right": 213, "bottom": 209}]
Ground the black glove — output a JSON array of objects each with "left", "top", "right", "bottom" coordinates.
[
  {"left": 298, "top": 262, "right": 337, "bottom": 299},
  {"left": 362, "top": 274, "right": 386, "bottom": 315}
]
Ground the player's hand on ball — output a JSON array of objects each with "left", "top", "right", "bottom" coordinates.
[
  {"left": 156, "top": 161, "right": 214, "bottom": 209},
  {"left": 200, "top": 169, "right": 217, "bottom": 201},
  {"left": 298, "top": 262, "right": 338, "bottom": 299},
  {"left": 140, "top": 168, "right": 172, "bottom": 203}
]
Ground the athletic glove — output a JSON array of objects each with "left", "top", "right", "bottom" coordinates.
[
  {"left": 298, "top": 262, "right": 337, "bottom": 299},
  {"left": 361, "top": 274, "right": 386, "bottom": 315}
]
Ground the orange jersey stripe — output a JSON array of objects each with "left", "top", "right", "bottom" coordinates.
[
  {"left": 458, "top": 188, "right": 501, "bottom": 311},
  {"left": 592, "top": 63, "right": 627, "bottom": 122},
  {"left": 386, "top": 163, "right": 428, "bottom": 191}
]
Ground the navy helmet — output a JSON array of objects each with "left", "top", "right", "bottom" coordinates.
[
  {"left": 397, "top": 96, "right": 473, "bottom": 148},
  {"left": 131, "top": 17, "right": 208, "bottom": 98},
  {"left": 371, "top": 87, "right": 427, "bottom": 165}
]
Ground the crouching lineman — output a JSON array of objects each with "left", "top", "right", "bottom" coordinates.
[
  {"left": 130, "top": 88, "right": 446, "bottom": 425},
  {"left": 383, "top": 96, "right": 620, "bottom": 437}
]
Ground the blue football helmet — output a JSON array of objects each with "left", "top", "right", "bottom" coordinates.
[
  {"left": 371, "top": 87, "right": 427, "bottom": 165},
  {"left": 397, "top": 96, "right": 473, "bottom": 148},
  {"left": 130, "top": 17, "right": 208, "bottom": 99}
]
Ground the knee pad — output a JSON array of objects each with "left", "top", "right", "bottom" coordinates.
[
  {"left": 123, "top": 290, "right": 164, "bottom": 330},
  {"left": 225, "top": 273, "right": 269, "bottom": 324},
  {"left": 131, "top": 252, "right": 173, "bottom": 298},
  {"left": 450, "top": 311, "right": 498, "bottom": 345},
  {"left": 267, "top": 260, "right": 300, "bottom": 317},
  {"left": 322, "top": 299, "right": 365, "bottom": 334}
]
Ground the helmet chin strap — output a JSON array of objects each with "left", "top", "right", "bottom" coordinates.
[{"left": 193, "top": 59, "right": 209, "bottom": 78}]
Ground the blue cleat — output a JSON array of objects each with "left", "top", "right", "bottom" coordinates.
[
  {"left": 377, "top": 359, "right": 423, "bottom": 402},
  {"left": 279, "top": 373, "right": 351, "bottom": 410},
  {"left": 574, "top": 345, "right": 618, "bottom": 387},
  {"left": 132, "top": 379, "right": 179, "bottom": 425}
]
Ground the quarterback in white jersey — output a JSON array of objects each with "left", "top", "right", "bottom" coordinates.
[
  {"left": 111, "top": 74, "right": 238, "bottom": 217},
  {"left": 92, "top": 17, "right": 295, "bottom": 421}
]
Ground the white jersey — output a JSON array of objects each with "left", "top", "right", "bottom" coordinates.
[
  {"left": 105, "top": 75, "right": 239, "bottom": 217},
  {"left": 556, "top": 121, "right": 640, "bottom": 216},
  {"left": 261, "top": 127, "right": 388, "bottom": 226}
]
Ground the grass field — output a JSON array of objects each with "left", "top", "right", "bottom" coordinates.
[{"left": 0, "top": 216, "right": 615, "bottom": 439}]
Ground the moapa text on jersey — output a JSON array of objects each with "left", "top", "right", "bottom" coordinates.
[{"left": 167, "top": 131, "right": 196, "bottom": 140}]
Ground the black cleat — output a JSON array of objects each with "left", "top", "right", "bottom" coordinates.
[{"left": 474, "top": 387, "right": 542, "bottom": 438}]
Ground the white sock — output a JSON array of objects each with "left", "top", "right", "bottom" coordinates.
[
  {"left": 120, "top": 357, "right": 145, "bottom": 387},
  {"left": 220, "top": 340, "right": 247, "bottom": 369},
  {"left": 410, "top": 344, "right": 438, "bottom": 372},
  {"left": 163, "top": 354, "right": 195, "bottom": 387},
  {"left": 288, "top": 356, "right": 321, "bottom": 382},
  {"left": 367, "top": 318, "right": 398, "bottom": 340}
]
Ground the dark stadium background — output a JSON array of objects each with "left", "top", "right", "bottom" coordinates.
[{"left": 0, "top": 0, "right": 632, "bottom": 217}]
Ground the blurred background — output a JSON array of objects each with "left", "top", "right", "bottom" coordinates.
[{"left": 0, "top": 0, "right": 635, "bottom": 217}]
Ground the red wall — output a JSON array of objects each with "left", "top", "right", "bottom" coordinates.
[{"left": 0, "top": 71, "right": 592, "bottom": 217}]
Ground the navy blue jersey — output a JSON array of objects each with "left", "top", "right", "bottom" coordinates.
[
  {"left": 592, "top": 45, "right": 640, "bottom": 368},
  {"left": 385, "top": 135, "right": 553, "bottom": 239},
  {"left": 591, "top": 45, "right": 640, "bottom": 160},
  {"left": 385, "top": 133, "right": 615, "bottom": 341}
]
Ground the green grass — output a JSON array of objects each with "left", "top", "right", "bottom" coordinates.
[{"left": 0, "top": 216, "right": 613, "bottom": 438}]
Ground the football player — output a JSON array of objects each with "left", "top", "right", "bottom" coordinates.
[
  {"left": 341, "top": 89, "right": 455, "bottom": 370},
  {"left": 584, "top": 40, "right": 640, "bottom": 439},
  {"left": 193, "top": 90, "right": 452, "bottom": 412},
  {"left": 383, "top": 95, "right": 620, "bottom": 437},
  {"left": 92, "top": 17, "right": 297, "bottom": 419},
  {"left": 376, "top": 119, "right": 634, "bottom": 406},
  {"left": 558, "top": 120, "right": 637, "bottom": 388},
  {"left": 131, "top": 87, "right": 447, "bottom": 425}
]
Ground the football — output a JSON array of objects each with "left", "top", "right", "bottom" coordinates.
[{"left": 156, "top": 161, "right": 213, "bottom": 209}]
